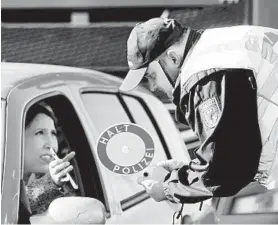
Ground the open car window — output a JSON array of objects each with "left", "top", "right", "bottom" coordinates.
[{"left": 21, "top": 95, "right": 107, "bottom": 217}]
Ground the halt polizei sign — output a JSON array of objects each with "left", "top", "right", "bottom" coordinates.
[{"left": 97, "top": 123, "right": 155, "bottom": 175}]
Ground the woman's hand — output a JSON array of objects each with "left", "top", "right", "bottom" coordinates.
[{"left": 49, "top": 152, "right": 76, "bottom": 186}]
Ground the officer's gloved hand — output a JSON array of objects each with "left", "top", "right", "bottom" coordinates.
[
  {"left": 137, "top": 165, "right": 170, "bottom": 202},
  {"left": 140, "top": 180, "right": 167, "bottom": 202},
  {"left": 138, "top": 160, "right": 189, "bottom": 202},
  {"left": 157, "top": 159, "right": 188, "bottom": 172}
]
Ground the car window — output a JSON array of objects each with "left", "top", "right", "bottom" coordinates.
[
  {"left": 123, "top": 96, "right": 168, "bottom": 162},
  {"left": 21, "top": 95, "right": 107, "bottom": 217},
  {"left": 82, "top": 94, "right": 130, "bottom": 133},
  {"left": 82, "top": 93, "right": 168, "bottom": 205}
]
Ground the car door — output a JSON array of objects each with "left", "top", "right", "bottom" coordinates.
[
  {"left": 67, "top": 82, "right": 194, "bottom": 224},
  {"left": 1, "top": 75, "right": 75, "bottom": 223},
  {"left": 80, "top": 91, "right": 171, "bottom": 223},
  {"left": 1, "top": 73, "right": 112, "bottom": 223}
]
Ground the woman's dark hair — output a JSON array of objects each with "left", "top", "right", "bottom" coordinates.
[{"left": 25, "top": 103, "right": 58, "bottom": 129}]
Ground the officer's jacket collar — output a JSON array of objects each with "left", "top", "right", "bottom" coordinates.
[{"left": 173, "top": 28, "right": 203, "bottom": 107}]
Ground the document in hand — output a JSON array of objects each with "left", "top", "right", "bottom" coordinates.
[{"left": 137, "top": 165, "right": 182, "bottom": 211}]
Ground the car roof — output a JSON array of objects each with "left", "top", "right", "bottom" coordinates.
[{"left": 1, "top": 62, "right": 123, "bottom": 98}]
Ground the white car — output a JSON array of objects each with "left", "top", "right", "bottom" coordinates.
[{"left": 1, "top": 62, "right": 199, "bottom": 224}]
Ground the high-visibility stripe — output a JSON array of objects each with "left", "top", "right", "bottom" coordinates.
[
  {"left": 258, "top": 81, "right": 278, "bottom": 120},
  {"left": 268, "top": 118, "right": 278, "bottom": 150},
  {"left": 258, "top": 96, "right": 264, "bottom": 106},
  {"left": 271, "top": 86, "right": 278, "bottom": 104},
  {"left": 256, "top": 64, "right": 275, "bottom": 90},
  {"left": 259, "top": 101, "right": 278, "bottom": 144},
  {"left": 258, "top": 69, "right": 278, "bottom": 104},
  {"left": 258, "top": 97, "right": 270, "bottom": 120},
  {"left": 259, "top": 118, "right": 278, "bottom": 186}
]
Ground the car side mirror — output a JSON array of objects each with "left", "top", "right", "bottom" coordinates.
[{"left": 29, "top": 196, "right": 106, "bottom": 224}]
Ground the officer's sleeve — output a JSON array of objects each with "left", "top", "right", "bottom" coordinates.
[{"left": 163, "top": 69, "right": 262, "bottom": 203}]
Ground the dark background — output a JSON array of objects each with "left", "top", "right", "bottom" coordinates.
[{"left": 1, "top": 1, "right": 249, "bottom": 78}]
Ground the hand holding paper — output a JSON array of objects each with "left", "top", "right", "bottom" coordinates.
[
  {"left": 137, "top": 166, "right": 169, "bottom": 202},
  {"left": 137, "top": 164, "right": 183, "bottom": 211}
]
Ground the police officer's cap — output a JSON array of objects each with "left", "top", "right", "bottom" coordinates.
[{"left": 120, "top": 17, "right": 185, "bottom": 92}]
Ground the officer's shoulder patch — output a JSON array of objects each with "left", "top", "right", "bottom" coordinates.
[{"left": 199, "top": 97, "right": 221, "bottom": 128}]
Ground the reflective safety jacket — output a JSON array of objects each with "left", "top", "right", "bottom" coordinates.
[{"left": 166, "top": 25, "right": 278, "bottom": 204}]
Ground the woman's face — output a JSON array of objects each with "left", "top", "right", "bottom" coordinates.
[{"left": 24, "top": 113, "right": 58, "bottom": 175}]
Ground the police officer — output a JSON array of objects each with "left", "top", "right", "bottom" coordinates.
[{"left": 120, "top": 17, "right": 278, "bottom": 204}]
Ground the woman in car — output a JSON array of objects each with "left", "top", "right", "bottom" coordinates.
[{"left": 19, "top": 103, "right": 78, "bottom": 223}]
